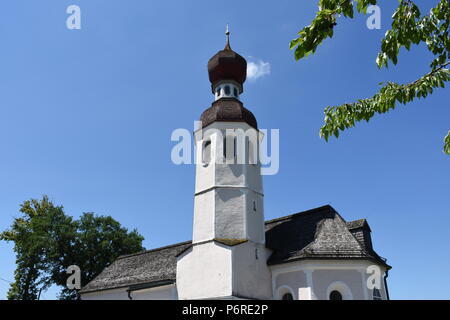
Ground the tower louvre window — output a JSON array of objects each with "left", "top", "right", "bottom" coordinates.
[
  {"left": 223, "top": 135, "right": 237, "bottom": 161},
  {"left": 233, "top": 87, "right": 238, "bottom": 97},
  {"left": 247, "top": 139, "right": 257, "bottom": 165},
  {"left": 225, "top": 85, "right": 231, "bottom": 95},
  {"left": 202, "top": 140, "right": 211, "bottom": 166},
  {"left": 223, "top": 136, "right": 227, "bottom": 159}
]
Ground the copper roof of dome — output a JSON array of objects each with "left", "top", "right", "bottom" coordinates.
[
  {"left": 207, "top": 30, "right": 247, "bottom": 88},
  {"left": 200, "top": 98, "right": 257, "bottom": 129}
]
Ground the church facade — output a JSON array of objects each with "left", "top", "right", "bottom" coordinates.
[{"left": 80, "top": 34, "right": 391, "bottom": 300}]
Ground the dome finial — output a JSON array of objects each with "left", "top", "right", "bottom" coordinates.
[{"left": 224, "top": 24, "right": 231, "bottom": 50}]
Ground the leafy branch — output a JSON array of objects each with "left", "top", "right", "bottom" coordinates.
[
  {"left": 291, "top": 0, "right": 450, "bottom": 153},
  {"left": 319, "top": 62, "right": 450, "bottom": 139}
]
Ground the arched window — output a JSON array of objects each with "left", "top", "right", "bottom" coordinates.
[
  {"left": 326, "top": 281, "right": 353, "bottom": 300},
  {"left": 282, "top": 293, "right": 293, "bottom": 300},
  {"left": 373, "top": 288, "right": 382, "bottom": 300},
  {"left": 216, "top": 87, "right": 221, "bottom": 97},
  {"left": 202, "top": 140, "right": 211, "bottom": 166},
  {"left": 233, "top": 87, "right": 238, "bottom": 97},
  {"left": 329, "top": 290, "right": 343, "bottom": 300},
  {"left": 224, "top": 85, "right": 231, "bottom": 95}
]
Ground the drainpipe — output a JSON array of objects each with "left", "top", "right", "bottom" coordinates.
[{"left": 384, "top": 270, "right": 390, "bottom": 300}]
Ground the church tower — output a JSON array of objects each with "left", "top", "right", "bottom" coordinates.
[{"left": 176, "top": 29, "right": 272, "bottom": 300}]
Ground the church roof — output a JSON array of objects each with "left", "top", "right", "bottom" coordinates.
[
  {"left": 80, "top": 241, "right": 191, "bottom": 294},
  {"left": 200, "top": 98, "right": 258, "bottom": 129},
  {"left": 265, "top": 205, "right": 388, "bottom": 266},
  {"left": 80, "top": 205, "right": 389, "bottom": 294},
  {"left": 207, "top": 38, "right": 247, "bottom": 88}
]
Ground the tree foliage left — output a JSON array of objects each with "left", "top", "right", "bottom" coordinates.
[{"left": 0, "top": 195, "right": 145, "bottom": 300}]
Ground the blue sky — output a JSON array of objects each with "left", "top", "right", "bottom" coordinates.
[{"left": 0, "top": 0, "right": 449, "bottom": 299}]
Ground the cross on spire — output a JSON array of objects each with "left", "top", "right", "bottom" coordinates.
[{"left": 224, "top": 24, "right": 231, "bottom": 50}]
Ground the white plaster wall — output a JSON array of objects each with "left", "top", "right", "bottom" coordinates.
[
  {"left": 176, "top": 241, "right": 233, "bottom": 299},
  {"left": 131, "top": 285, "right": 177, "bottom": 300},
  {"left": 245, "top": 191, "right": 265, "bottom": 244},
  {"left": 244, "top": 163, "right": 263, "bottom": 195},
  {"left": 232, "top": 242, "right": 273, "bottom": 299},
  {"left": 270, "top": 259, "right": 387, "bottom": 300},
  {"left": 313, "top": 269, "right": 364, "bottom": 300},
  {"left": 193, "top": 191, "right": 215, "bottom": 243},
  {"left": 215, "top": 188, "right": 246, "bottom": 239},
  {"left": 215, "top": 163, "right": 245, "bottom": 186},
  {"left": 274, "top": 271, "right": 307, "bottom": 300}
]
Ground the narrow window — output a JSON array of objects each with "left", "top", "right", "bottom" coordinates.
[
  {"left": 216, "top": 87, "right": 221, "bottom": 97},
  {"left": 373, "top": 288, "right": 382, "bottom": 300},
  {"left": 329, "top": 290, "right": 342, "bottom": 300},
  {"left": 224, "top": 85, "right": 230, "bottom": 95},
  {"left": 224, "top": 135, "right": 237, "bottom": 162},
  {"left": 202, "top": 140, "right": 211, "bottom": 166},
  {"left": 223, "top": 136, "right": 227, "bottom": 159},
  {"left": 282, "top": 293, "right": 293, "bottom": 300},
  {"left": 233, "top": 87, "right": 238, "bottom": 97},
  {"left": 224, "top": 135, "right": 233, "bottom": 160},
  {"left": 253, "top": 200, "right": 257, "bottom": 212},
  {"left": 247, "top": 139, "right": 257, "bottom": 165}
]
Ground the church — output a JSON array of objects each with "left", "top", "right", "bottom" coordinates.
[{"left": 80, "top": 32, "right": 391, "bottom": 300}]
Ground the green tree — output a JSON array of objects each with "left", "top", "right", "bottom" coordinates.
[
  {"left": 53, "top": 212, "right": 145, "bottom": 300},
  {"left": 290, "top": 0, "right": 450, "bottom": 153},
  {"left": 0, "top": 196, "right": 73, "bottom": 300},
  {"left": 1, "top": 196, "right": 145, "bottom": 300}
]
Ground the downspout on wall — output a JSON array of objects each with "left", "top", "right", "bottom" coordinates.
[{"left": 384, "top": 270, "right": 390, "bottom": 300}]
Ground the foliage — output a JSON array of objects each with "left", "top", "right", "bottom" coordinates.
[
  {"left": 54, "top": 212, "right": 145, "bottom": 300},
  {"left": 290, "top": 0, "right": 450, "bottom": 153},
  {"left": 1, "top": 196, "right": 145, "bottom": 300}
]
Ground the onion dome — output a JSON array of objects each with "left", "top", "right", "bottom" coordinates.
[
  {"left": 207, "top": 27, "right": 247, "bottom": 93},
  {"left": 201, "top": 28, "right": 256, "bottom": 130},
  {"left": 200, "top": 98, "right": 257, "bottom": 130}
]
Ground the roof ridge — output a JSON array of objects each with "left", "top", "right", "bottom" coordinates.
[
  {"left": 264, "top": 205, "right": 335, "bottom": 225},
  {"left": 117, "top": 240, "right": 192, "bottom": 260}
]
